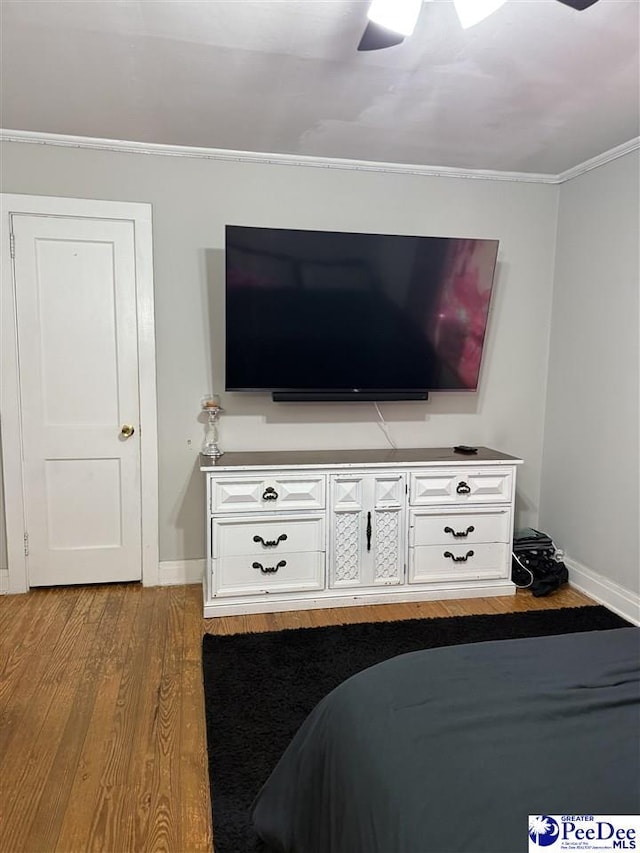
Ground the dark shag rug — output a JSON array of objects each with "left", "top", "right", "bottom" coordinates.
[{"left": 202, "top": 605, "right": 630, "bottom": 853}]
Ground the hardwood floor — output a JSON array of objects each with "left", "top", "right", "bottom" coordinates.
[{"left": 0, "top": 583, "right": 596, "bottom": 852}]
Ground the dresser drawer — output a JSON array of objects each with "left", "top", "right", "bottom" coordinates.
[
  {"left": 410, "top": 508, "right": 511, "bottom": 547},
  {"left": 213, "top": 551, "right": 324, "bottom": 597},
  {"left": 210, "top": 474, "right": 325, "bottom": 513},
  {"left": 410, "top": 468, "right": 513, "bottom": 506},
  {"left": 409, "top": 542, "right": 509, "bottom": 584},
  {"left": 212, "top": 514, "right": 325, "bottom": 558}
]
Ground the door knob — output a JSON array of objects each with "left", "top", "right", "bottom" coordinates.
[{"left": 120, "top": 424, "right": 135, "bottom": 438}]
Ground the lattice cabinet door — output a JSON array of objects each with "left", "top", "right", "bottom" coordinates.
[{"left": 329, "top": 473, "right": 405, "bottom": 588}]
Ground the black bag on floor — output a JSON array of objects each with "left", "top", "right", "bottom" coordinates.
[{"left": 512, "top": 527, "right": 569, "bottom": 597}]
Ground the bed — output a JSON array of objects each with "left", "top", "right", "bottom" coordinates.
[{"left": 252, "top": 627, "right": 640, "bottom": 853}]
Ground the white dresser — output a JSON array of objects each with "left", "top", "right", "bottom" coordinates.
[{"left": 201, "top": 447, "right": 523, "bottom": 618}]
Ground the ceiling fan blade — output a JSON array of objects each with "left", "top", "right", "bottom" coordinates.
[
  {"left": 357, "top": 20, "right": 405, "bottom": 51},
  {"left": 555, "top": 0, "right": 600, "bottom": 9}
]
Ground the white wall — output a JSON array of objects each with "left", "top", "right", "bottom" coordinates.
[
  {"left": 540, "top": 151, "right": 639, "bottom": 594},
  {"left": 1, "top": 140, "right": 559, "bottom": 563},
  {"left": 0, "top": 426, "right": 7, "bottom": 573}
]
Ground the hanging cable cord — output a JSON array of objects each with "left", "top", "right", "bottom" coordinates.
[{"left": 374, "top": 402, "right": 397, "bottom": 450}]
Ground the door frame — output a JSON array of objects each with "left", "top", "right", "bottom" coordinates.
[{"left": 1, "top": 194, "right": 159, "bottom": 593}]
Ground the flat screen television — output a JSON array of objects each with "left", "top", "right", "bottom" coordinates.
[{"left": 225, "top": 225, "right": 499, "bottom": 402}]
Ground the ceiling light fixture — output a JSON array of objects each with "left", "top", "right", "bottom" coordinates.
[
  {"left": 358, "top": 0, "right": 600, "bottom": 52},
  {"left": 367, "top": 0, "right": 424, "bottom": 37},
  {"left": 453, "top": 0, "right": 507, "bottom": 28}
]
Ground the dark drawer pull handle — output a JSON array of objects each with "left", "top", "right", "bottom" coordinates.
[
  {"left": 444, "top": 525, "right": 475, "bottom": 538},
  {"left": 253, "top": 533, "right": 288, "bottom": 548},
  {"left": 456, "top": 481, "right": 471, "bottom": 495},
  {"left": 262, "top": 487, "right": 279, "bottom": 501},
  {"left": 443, "top": 550, "right": 474, "bottom": 563},
  {"left": 366, "top": 511, "right": 372, "bottom": 552},
  {"left": 252, "top": 560, "right": 286, "bottom": 574}
]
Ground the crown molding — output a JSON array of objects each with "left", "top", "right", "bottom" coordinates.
[
  {"left": 0, "top": 129, "right": 557, "bottom": 184},
  {"left": 555, "top": 136, "right": 640, "bottom": 183},
  {"left": 1, "top": 128, "right": 637, "bottom": 184}
]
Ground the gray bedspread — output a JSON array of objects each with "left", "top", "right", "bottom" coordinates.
[{"left": 252, "top": 627, "right": 640, "bottom": 853}]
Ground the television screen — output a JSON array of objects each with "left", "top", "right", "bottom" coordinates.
[{"left": 225, "top": 226, "right": 499, "bottom": 400}]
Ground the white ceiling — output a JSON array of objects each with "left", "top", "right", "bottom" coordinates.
[{"left": 2, "top": 0, "right": 639, "bottom": 175}]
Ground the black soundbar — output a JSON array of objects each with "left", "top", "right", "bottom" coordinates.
[{"left": 272, "top": 391, "right": 429, "bottom": 402}]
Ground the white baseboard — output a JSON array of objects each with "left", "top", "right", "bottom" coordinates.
[
  {"left": 1, "top": 562, "right": 202, "bottom": 591},
  {"left": 566, "top": 556, "right": 640, "bottom": 625},
  {"left": 158, "top": 559, "right": 204, "bottom": 587}
]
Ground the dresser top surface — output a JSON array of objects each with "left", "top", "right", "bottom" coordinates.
[{"left": 200, "top": 447, "right": 522, "bottom": 471}]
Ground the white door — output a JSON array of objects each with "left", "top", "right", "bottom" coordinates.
[
  {"left": 11, "top": 213, "right": 142, "bottom": 586},
  {"left": 329, "top": 473, "right": 406, "bottom": 588}
]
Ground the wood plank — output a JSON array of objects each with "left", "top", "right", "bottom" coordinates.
[
  {"left": 22, "top": 586, "right": 127, "bottom": 851},
  {"left": 0, "top": 587, "right": 112, "bottom": 852},
  {"left": 121, "top": 587, "right": 173, "bottom": 852},
  {"left": 179, "top": 661, "right": 214, "bottom": 853},
  {"left": 183, "top": 584, "right": 206, "bottom": 664},
  {"left": 83, "top": 586, "right": 169, "bottom": 853},
  {"left": 0, "top": 586, "right": 98, "bottom": 771},
  {"left": 144, "top": 585, "right": 186, "bottom": 853},
  {"left": 0, "top": 587, "right": 73, "bottom": 682},
  {"left": 54, "top": 584, "right": 143, "bottom": 853},
  {"left": 179, "top": 586, "right": 213, "bottom": 853},
  {"left": 0, "top": 585, "right": 39, "bottom": 643},
  {"left": 441, "top": 596, "right": 506, "bottom": 617}
]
